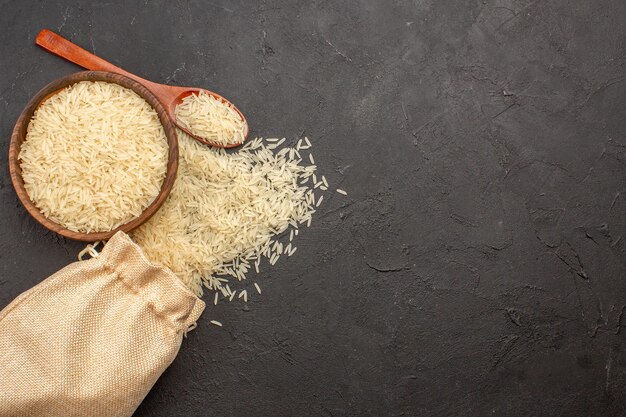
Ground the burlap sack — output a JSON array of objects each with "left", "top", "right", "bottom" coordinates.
[{"left": 0, "top": 231, "right": 205, "bottom": 417}]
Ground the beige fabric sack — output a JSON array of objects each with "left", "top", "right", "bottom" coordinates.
[{"left": 0, "top": 231, "right": 205, "bottom": 417}]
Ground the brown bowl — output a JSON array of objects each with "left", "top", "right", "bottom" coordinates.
[{"left": 8, "top": 71, "right": 178, "bottom": 242}]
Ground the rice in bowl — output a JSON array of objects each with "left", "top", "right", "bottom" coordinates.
[{"left": 18, "top": 80, "right": 169, "bottom": 233}]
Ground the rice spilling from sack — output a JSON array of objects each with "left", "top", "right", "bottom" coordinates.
[
  {"left": 175, "top": 91, "right": 246, "bottom": 146},
  {"left": 19, "top": 81, "right": 168, "bottom": 233},
  {"left": 132, "top": 130, "right": 326, "bottom": 297}
]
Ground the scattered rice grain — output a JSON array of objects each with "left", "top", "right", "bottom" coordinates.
[{"left": 132, "top": 132, "right": 328, "bottom": 297}]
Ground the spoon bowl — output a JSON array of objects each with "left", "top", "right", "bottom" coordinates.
[
  {"left": 170, "top": 88, "right": 250, "bottom": 149},
  {"left": 35, "top": 29, "right": 248, "bottom": 148}
]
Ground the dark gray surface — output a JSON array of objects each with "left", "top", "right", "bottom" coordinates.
[{"left": 1, "top": 1, "right": 625, "bottom": 416}]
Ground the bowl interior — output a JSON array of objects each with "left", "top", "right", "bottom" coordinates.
[{"left": 8, "top": 71, "right": 179, "bottom": 242}]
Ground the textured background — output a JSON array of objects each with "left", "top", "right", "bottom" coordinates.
[{"left": 1, "top": 1, "right": 625, "bottom": 416}]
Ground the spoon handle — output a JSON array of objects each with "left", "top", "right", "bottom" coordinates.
[{"left": 35, "top": 29, "right": 155, "bottom": 88}]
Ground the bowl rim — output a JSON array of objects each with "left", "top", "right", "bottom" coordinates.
[{"left": 8, "top": 70, "right": 179, "bottom": 242}]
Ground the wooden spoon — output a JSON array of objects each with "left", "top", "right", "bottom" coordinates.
[{"left": 35, "top": 29, "right": 248, "bottom": 148}]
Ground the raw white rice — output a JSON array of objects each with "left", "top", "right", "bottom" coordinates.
[
  {"left": 132, "top": 130, "right": 325, "bottom": 297},
  {"left": 19, "top": 81, "right": 168, "bottom": 233},
  {"left": 175, "top": 91, "right": 246, "bottom": 147}
]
